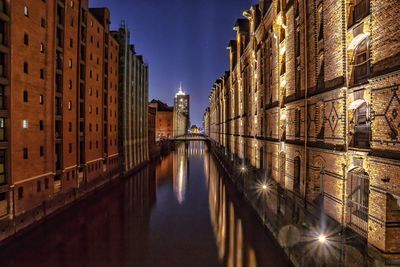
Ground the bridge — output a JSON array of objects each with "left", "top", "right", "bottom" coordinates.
[{"left": 172, "top": 134, "right": 209, "bottom": 142}]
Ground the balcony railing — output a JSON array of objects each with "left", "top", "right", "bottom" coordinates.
[
  {"left": 354, "top": 61, "right": 369, "bottom": 85},
  {"left": 352, "top": 124, "right": 370, "bottom": 148}
]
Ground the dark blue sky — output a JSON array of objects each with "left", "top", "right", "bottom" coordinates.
[{"left": 91, "top": 0, "right": 257, "bottom": 127}]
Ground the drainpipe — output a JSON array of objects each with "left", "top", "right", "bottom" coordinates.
[{"left": 303, "top": 0, "right": 308, "bottom": 206}]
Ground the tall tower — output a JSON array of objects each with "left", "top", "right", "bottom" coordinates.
[{"left": 173, "top": 83, "right": 190, "bottom": 136}]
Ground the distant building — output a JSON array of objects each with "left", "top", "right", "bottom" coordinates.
[
  {"left": 190, "top": 125, "right": 200, "bottom": 134},
  {"left": 112, "top": 24, "right": 149, "bottom": 173},
  {"left": 173, "top": 84, "right": 190, "bottom": 136},
  {"left": 149, "top": 100, "right": 174, "bottom": 140}
]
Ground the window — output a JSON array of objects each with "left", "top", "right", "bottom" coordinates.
[
  {"left": 89, "top": 105, "right": 92, "bottom": 114},
  {"left": 70, "top": 1, "right": 74, "bottom": 8},
  {"left": 317, "top": 5, "right": 323, "bottom": 41},
  {"left": 68, "top": 100, "right": 72, "bottom": 110},
  {"left": 23, "top": 148, "right": 28, "bottom": 159},
  {"left": 45, "top": 178, "right": 49, "bottom": 189},
  {"left": 68, "top": 122, "right": 72, "bottom": 132},
  {"left": 39, "top": 94, "right": 44, "bottom": 104},
  {"left": 18, "top": 187, "right": 24, "bottom": 199},
  {"left": 353, "top": 38, "right": 370, "bottom": 85},
  {"left": 96, "top": 141, "right": 98, "bottom": 148},
  {"left": 295, "top": 108, "right": 301, "bottom": 138},
  {"left": 22, "top": 120, "right": 28, "bottom": 129},
  {"left": 89, "top": 141, "right": 92, "bottom": 150},
  {"left": 24, "top": 62, "right": 28, "bottom": 74},
  {"left": 89, "top": 123, "right": 92, "bottom": 132},
  {"left": 40, "top": 69, "right": 45, "bottom": 79},
  {"left": 23, "top": 90, "right": 28, "bottom": 102},
  {"left": 0, "top": 150, "right": 5, "bottom": 185},
  {"left": 69, "top": 143, "right": 72, "bottom": 153},
  {"left": 39, "top": 120, "right": 44, "bottom": 131},
  {"left": 293, "top": 157, "right": 301, "bottom": 193},
  {"left": 41, "top": 18, "right": 46, "bottom": 28},
  {"left": 353, "top": 101, "right": 370, "bottom": 148},
  {"left": 24, "top": 33, "right": 29, "bottom": 45},
  {"left": 40, "top": 146, "right": 44, "bottom": 156},
  {"left": 68, "top": 59, "right": 72, "bottom": 68},
  {"left": 37, "top": 181, "right": 42, "bottom": 192},
  {"left": 0, "top": 118, "right": 4, "bottom": 141},
  {"left": 24, "top": 6, "right": 29, "bottom": 17},
  {"left": 70, "top": 38, "right": 73, "bottom": 48},
  {"left": 0, "top": 85, "right": 4, "bottom": 109},
  {"left": 40, "top": 43, "right": 45, "bottom": 53},
  {"left": 69, "top": 80, "right": 72, "bottom": 89}
]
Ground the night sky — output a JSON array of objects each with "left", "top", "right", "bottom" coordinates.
[{"left": 91, "top": 0, "right": 257, "bottom": 127}]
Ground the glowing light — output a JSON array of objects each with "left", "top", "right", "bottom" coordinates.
[
  {"left": 262, "top": 184, "right": 267, "bottom": 190},
  {"left": 318, "top": 234, "right": 326, "bottom": 244}
]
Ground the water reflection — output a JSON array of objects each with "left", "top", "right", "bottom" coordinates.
[
  {"left": 0, "top": 142, "right": 290, "bottom": 267},
  {"left": 205, "top": 145, "right": 291, "bottom": 267}
]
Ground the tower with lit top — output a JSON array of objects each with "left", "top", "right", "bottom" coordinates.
[{"left": 173, "top": 83, "right": 190, "bottom": 136}]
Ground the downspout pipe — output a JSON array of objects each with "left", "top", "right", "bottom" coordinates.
[{"left": 303, "top": 0, "right": 308, "bottom": 206}]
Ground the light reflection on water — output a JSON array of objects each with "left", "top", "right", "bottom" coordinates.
[{"left": 0, "top": 141, "right": 290, "bottom": 267}]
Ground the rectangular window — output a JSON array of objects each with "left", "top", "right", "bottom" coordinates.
[
  {"left": 24, "top": 33, "right": 29, "bottom": 45},
  {"left": 0, "top": 150, "right": 5, "bottom": 185},
  {"left": 39, "top": 120, "right": 44, "bottom": 131},
  {"left": 0, "top": 117, "right": 4, "bottom": 141},
  {"left": 24, "top": 6, "right": 28, "bottom": 17},
  {"left": 24, "top": 62, "right": 28, "bottom": 74},
  {"left": 18, "top": 187, "right": 24, "bottom": 199},
  {"left": 39, "top": 94, "right": 44, "bottom": 104},
  {"left": 41, "top": 18, "right": 46, "bottom": 28},
  {"left": 0, "top": 85, "right": 4, "bottom": 109},
  {"left": 69, "top": 143, "right": 72, "bottom": 153},
  {"left": 23, "top": 90, "right": 28, "bottom": 102},
  {"left": 22, "top": 119, "right": 28, "bottom": 129},
  {"left": 23, "top": 148, "right": 28, "bottom": 159},
  {"left": 37, "top": 180, "right": 42, "bottom": 192},
  {"left": 45, "top": 177, "right": 49, "bottom": 189},
  {"left": 40, "top": 146, "right": 44, "bottom": 156},
  {"left": 40, "top": 69, "right": 45, "bottom": 79}
]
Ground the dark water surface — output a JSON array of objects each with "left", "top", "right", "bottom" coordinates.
[{"left": 0, "top": 142, "right": 290, "bottom": 267}]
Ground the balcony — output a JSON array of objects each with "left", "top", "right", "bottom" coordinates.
[
  {"left": 353, "top": 61, "right": 369, "bottom": 85},
  {"left": 352, "top": 124, "right": 370, "bottom": 149}
]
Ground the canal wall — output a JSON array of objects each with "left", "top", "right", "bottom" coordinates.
[
  {"left": 209, "top": 141, "right": 399, "bottom": 267},
  {"left": 0, "top": 141, "right": 174, "bottom": 247}
]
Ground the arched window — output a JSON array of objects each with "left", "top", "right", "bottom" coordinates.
[
  {"left": 353, "top": 38, "right": 370, "bottom": 85},
  {"left": 293, "top": 156, "right": 301, "bottom": 193}
]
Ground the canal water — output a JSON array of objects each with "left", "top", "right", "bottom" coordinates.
[{"left": 0, "top": 142, "right": 291, "bottom": 267}]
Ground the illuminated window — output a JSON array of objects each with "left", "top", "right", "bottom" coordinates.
[
  {"left": 24, "top": 6, "right": 29, "bottom": 17},
  {"left": 0, "top": 117, "right": 4, "bottom": 141},
  {"left": 0, "top": 150, "right": 5, "bottom": 185},
  {"left": 22, "top": 119, "right": 28, "bottom": 129}
]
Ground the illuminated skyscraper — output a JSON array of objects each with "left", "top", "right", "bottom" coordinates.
[{"left": 173, "top": 83, "right": 190, "bottom": 136}]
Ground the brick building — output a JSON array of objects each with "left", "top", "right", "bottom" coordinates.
[
  {"left": 207, "top": 0, "right": 400, "bottom": 254},
  {"left": 149, "top": 99, "right": 174, "bottom": 140},
  {"left": 0, "top": 0, "right": 119, "bottom": 240},
  {"left": 112, "top": 24, "right": 149, "bottom": 174}
]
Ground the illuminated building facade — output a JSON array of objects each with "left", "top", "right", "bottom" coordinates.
[
  {"left": 173, "top": 84, "right": 190, "bottom": 136},
  {"left": 112, "top": 24, "right": 149, "bottom": 173},
  {"left": 0, "top": 1, "right": 120, "bottom": 240},
  {"left": 149, "top": 99, "right": 174, "bottom": 140},
  {"left": 207, "top": 0, "right": 400, "bottom": 254}
]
